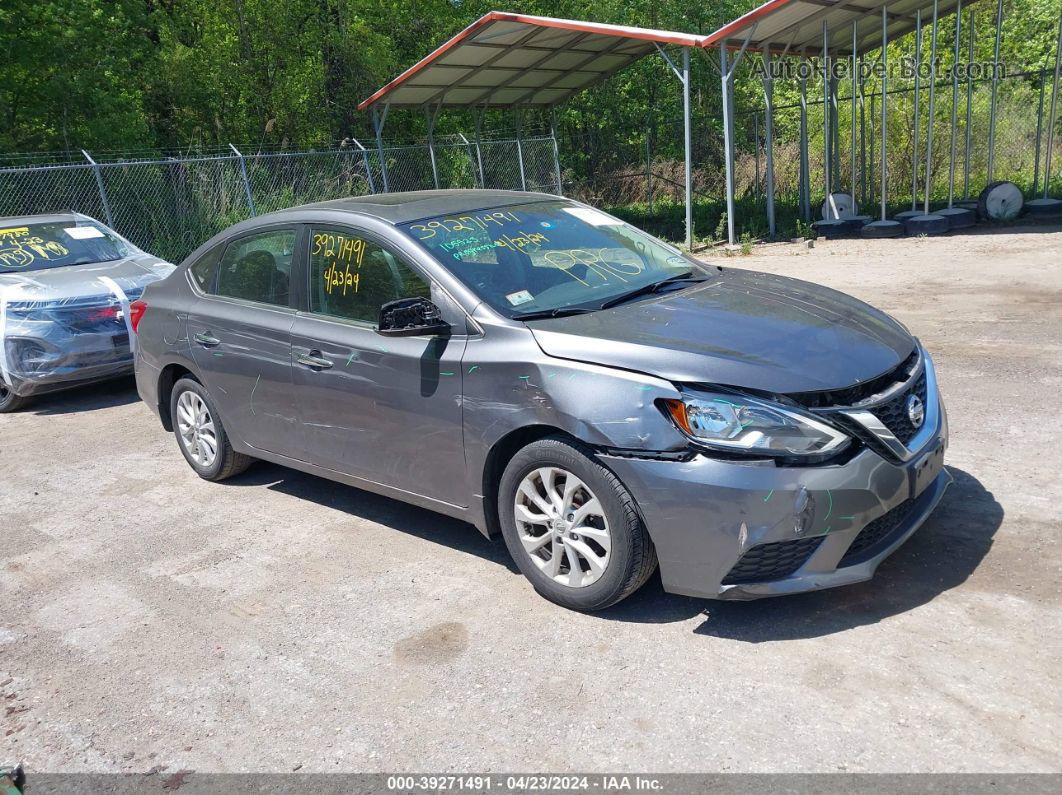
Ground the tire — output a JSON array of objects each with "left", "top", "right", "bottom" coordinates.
[
  {"left": 0, "top": 382, "right": 29, "bottom": 413},
  {"left": 977, "top": 181, "right": 1024, "bottom": 221},
  {"left": 169, "top": 376, "right": 253, "bottom": 481},
  {"left": 498, "top": 435, "right": 657, "bottom": 611}
]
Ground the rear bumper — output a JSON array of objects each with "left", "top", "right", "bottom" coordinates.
[
  {"left": 2, "top": 330, "right": 133, "bottom": 397},
  {"left": 604, "top": 396, "right": 950, "bottom": 601}
]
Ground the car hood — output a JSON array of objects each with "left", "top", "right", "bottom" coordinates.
[
  {"left": 526, "top": 268, "right": 915, "bottom": 394},
  {"left": 0, "top": 255, "right": 175, "bottom": 303}
]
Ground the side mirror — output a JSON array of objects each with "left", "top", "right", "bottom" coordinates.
[{"left": 376, "top": 297, "right": 451, "bottom": 337}]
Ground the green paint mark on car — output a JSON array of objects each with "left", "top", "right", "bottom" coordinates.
[{"left": 763, "top": 490, "right": 774, "bottom": 503}]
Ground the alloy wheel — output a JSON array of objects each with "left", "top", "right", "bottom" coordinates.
[
  {"left": 175, "top": 390, "right": 218, "bottom": 468},
  {"left": 513, "top": 466, "right": 611, "bottom": 588}
]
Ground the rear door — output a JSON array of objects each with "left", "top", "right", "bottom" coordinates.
[
  {"left": 289, "top": 224, "right": 467, "bottom": 503},
  {"left": 186, "top": 225, "right": 303, "bottom": 455}
]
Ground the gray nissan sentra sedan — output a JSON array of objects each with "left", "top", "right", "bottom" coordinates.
[{"left": 132, "top": 190, "right": 950, "bottom": 611}]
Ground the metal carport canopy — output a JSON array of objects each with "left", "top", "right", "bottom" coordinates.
[
  {"left": 357, "top": 11, "right": 705, "bottom": 110},
  {"left": 702, "top": 0, "right": 977, "bottom": 56}
]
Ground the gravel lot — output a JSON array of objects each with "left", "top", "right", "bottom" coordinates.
[{"left": 2, "top": 225, "right": 1060, "bottom": 774}]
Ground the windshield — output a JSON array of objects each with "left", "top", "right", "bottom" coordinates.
[
  {"left": 399, "top": 200, "right": 705, "bottom": 317},
  {"left": 0, "top": 221, "right": 131, "bottom": 272}
]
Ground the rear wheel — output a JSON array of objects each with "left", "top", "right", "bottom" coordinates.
[
  {"left": 170, "top": 377, "right": 252, "bottom": 481},
  {"left": 498, "top": 436, "right": 657, "bottom": 611},
  {"left": 0, "top": 383, "right": 29, "bottom": 413}
]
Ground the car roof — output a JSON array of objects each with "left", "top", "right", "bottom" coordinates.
[
  {"left": 257, "top": 189, "right": 563, "bottom": 225},
  {"left": 0, "top": 211, "right": 94, "bottom": 227}
]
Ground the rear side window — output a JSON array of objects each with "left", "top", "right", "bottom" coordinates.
[
  {"left": 308, "top": 227, "right": 430, "bottom": 324},
  {"left": 216, "top": 229, "right": 296, "bottom": 307},
  {"left": 188, "top": 244, "right": 223, "bottom": 292}
]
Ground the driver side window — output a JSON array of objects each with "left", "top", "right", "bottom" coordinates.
[{"left": 308, "top": 227, "right": 430, "bottom": 323}]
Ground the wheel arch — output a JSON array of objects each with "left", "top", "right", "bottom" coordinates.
[
  {"left": 157, "top": 362, "right": 199, "bottom": 432},
  {"left": 480, "top": 424, "right": 583, "bottom": 538}
]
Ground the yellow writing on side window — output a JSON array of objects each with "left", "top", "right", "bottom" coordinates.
[
  {"left": 0, "top": 227, "right": 29, "bottom": 237},
  {"left": 315, "top": 232, "right": 367, "bottom": 296}
]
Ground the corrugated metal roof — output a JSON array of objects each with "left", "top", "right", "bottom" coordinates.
[
  {"left": 358, "top": 11, "right": 705, "bottom": 110},
  {"left": 704, "top": 0, "right": 980, "bottom": 57}
]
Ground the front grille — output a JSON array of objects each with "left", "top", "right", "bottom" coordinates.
[
  {"left": 789, "top": 349, "right": 919, "bottom": 408},
  {"left": 839, "top": 498, "right": 917, "bottom": 566},
  {"left": 867, "top": 370, "right": 928, "bottom": 445},
  {"left": 721, "top": 536, "right": 823, "bottom": 585}
]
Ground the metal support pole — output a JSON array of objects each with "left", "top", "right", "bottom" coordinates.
[
  {"left": 923, "top": 0, "right": 940, "bottom": 214},
  {"left": 721, "top": 44, "right": 737, "bottom": 243},
  {"left": 227, "top": 144, "right": 256, "bottom": 217},
  {"left": 372, "top": 104, "right": 390, "bottom": 192},
  {"left": 550, "top": 108, "right": 563, "bottom": 195},
  {"left": 654, "top": 43, "right": 694, "bottom": 246},
  {"left": 514, "top": 107, "right": 527, "bottom": 191},
  {"left": 851, "top": 23, "right": 858, "bottom": 205},
  {"left": 425, "top": 105, "right": 440, "bottom": 190},
  {"left": 987, "top": 0, "right": 1003, "bottom": 182},
  {"left": 912, "top": 10, "right": 922, "bottom": 211},
  {"left": 1034, "top": 70, "right": 1046, "bottom": 196},
  {"left": 799, "top": 52, "right": 811, "bottom": 222},
  {"left": 754, "top": 113, "right": 761, "bottom": 197},
  {"left": 350, "top": 138, "right": 376, "bottom": 194},
  {"left": 81, "top": 150, "right": 115, "bottom": 228},
  {"left": 948, "top": 0, "right": 962, "bottom": 206},
  {"left": 870, "top": 92, "right": 876, "bottom": 204},
  {"left": 474, "top": 108, "right": 486, "bottom": 188},
  {"left": 861, "top": 82, "right": 868, "bottom": 205},
  {"left": 763, "top": 49, "right": 775, "bottom": 238},
  {"left": 831, "top": 68, "right": 840, "bottom": 189},
  {"left": 880, "top": 5, "right": 889, "bottom": 221},
  {"left": 823, "top": 22, "right": 832, "bottom": 215},
  {"left": 964, "top": 12, "right": 975, "bottom": 199},
  {"left": 1044, "top": 12, "right": 1062, "bottom": 198},
  {"left": 682, "top": 48, "right": 693, "bottom": 247}
]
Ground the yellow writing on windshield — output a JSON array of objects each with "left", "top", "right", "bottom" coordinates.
[
  {"left": 0, "top": 235, "right": 69, "bottom": 268},
  {"left": 409, "top": 210, "right": 522, "bottom": 241}
]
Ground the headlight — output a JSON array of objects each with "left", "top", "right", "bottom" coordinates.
[{"left": 662, "top": 391, "right": 850, "bottom": 457}]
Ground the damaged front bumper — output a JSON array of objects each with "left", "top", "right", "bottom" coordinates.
[{"left": 603, "top": 392, "right": 951, "bottom": 601}]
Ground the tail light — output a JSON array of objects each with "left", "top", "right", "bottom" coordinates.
[{"left": 128, "top": 299, "right": 147, "bottom": 333}]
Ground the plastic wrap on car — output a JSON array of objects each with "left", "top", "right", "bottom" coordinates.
[{"left": 0, "top": 258, "right": 174, "bottom": 397}]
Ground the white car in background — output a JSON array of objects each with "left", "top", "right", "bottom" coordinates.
[{"left": 0, "top": 212, "right": 174, "bottom": 412}]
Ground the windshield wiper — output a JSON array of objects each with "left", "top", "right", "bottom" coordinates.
[
  {"left": 511, "top": 306, "right": 599, "bottom": 321},
  {"left": 597, "top": 271, "right": 709, "bottom": 310}
]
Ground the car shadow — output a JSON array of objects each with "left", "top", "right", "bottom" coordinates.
[
  {"left": 222, "top": 462, "right": 519, "bottom": 573},
  {"left": 23, "top": 376, "right": 141, "bottom": 415},
  {"left": 219, "top": 462, "right": 998, "bottom": 636}
]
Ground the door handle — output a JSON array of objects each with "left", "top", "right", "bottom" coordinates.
[
  {"left": 194, "top": 332, "right": 220, "bottom": 347},
  {"left": 296, "top": 351, "right": 333, "bottom": 370}
]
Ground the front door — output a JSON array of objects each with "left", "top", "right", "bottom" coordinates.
[
  {"left": 289, "top": 225, "right": 467, "bottom": 504},
  {"left": 186, "top": 225, "right": 301, "bottom": 454}
]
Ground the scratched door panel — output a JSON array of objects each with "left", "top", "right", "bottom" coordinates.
[
  {"left": 186, "top": 296, "right": 297, "bottom": 455},
  {"left": 290, "top": 314, "right": 467, "bottom": 503}
]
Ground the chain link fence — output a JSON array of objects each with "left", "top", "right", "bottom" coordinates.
[
  {"left": 0, "top": 136, "right": 560, "bottom": 264},
  {"left": 559, "top": 68, "right": 1060, "bottom": 241}
]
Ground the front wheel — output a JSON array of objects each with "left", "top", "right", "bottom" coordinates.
[
  {"left": 170, "top": 377, "right": 253, "bottom": 481},
  {"left": 498, "top": 436, "right": 657, "bottom": 611},
  {"left": 0, "top": 382, "right": 29, "bottom": 413}
]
